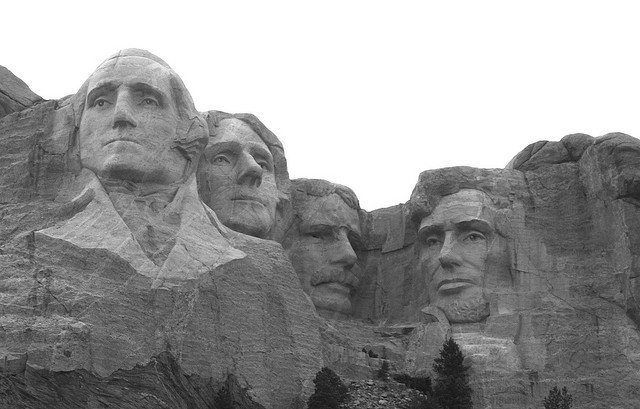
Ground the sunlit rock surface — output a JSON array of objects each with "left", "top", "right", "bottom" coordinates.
[
  {"left": 0, "top": 56, "right": 321, "bottom": 409},
  {"left": 2, "top": 55, "right": 640, "bottom": 409}
]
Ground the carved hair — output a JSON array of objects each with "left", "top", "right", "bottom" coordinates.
[
  {"left": 205, "top": 110, "right": 291, "bottom": 206},
  {"left": 290, "top": 178, "right": 360, "bottom": 211},
  {"left": 70, "top": 49, "right": 208, "bottom": 170},
  {"left": 409, "top": 167, "right": 529, "bottom": 238},
  {"left": 281, "top": 178, "right": 360, "bottom": 249}
]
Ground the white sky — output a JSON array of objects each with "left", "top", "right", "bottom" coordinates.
[{"left": 4, "top": 1, "right": 640, "bottom": 211}]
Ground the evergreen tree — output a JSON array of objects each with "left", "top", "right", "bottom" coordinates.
[
  {"left": 377, "top": 359, "right": 390, "bottom": 380},
  {"left": 307, "top": 367, "right": 348, "bottom": 409},
  {"left": 543, "top": 386, "right": 573, "bottom": 409},
  {"left": 432, "top": 337, "right": 473, "bottom": 409}
]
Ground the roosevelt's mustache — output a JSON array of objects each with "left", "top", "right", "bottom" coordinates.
[{"left": 310, "top": 264, "right": 361, "bottom": 289}]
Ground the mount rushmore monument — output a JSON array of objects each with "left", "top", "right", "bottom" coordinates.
[{"left": 1, "top": 49, "right": 639, "bottom": 408}]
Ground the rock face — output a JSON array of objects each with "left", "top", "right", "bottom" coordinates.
[
  {"left": 0, "top": 65, "right": 42, "bottom": 119},
  {"left": 0, "top": 53, "right": 322, "bottom": 409},
  {"left": 335, "top": 138, "right": 640, "bottom": 409},
  {"left": 2, "top": 51, "right": 640, "bottom": 409}
]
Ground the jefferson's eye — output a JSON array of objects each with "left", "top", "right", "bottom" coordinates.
[{"left": 212, "top": 155, "right": 231, "bottom": 164}]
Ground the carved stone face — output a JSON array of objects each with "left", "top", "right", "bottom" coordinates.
[
  {"left": 286, "top": 193, "right": 361, "bottom": 317},
  {"left": 79, "top": 56, "right": 186, "bottom": 185},
  {"left": 418, "top": 189, "right": 508, "bottom": 323},
  {"left": 601, "top": 136, "right": 640, "bottom": 205},
  {"left": 197, "top": 118, "right": 278, "bottom": 238}
]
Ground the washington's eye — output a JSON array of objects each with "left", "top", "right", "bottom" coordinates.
[
  {"left": 141, "top": 97, "right": 158, "bottom": 106},
  {"left": 93, "top": 98, "right": 110, "bottom": 108},
  {"left": 465, "top": 232, "right": 486, "bottom": 242}
]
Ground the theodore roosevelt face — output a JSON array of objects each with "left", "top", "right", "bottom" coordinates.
[{"left": 286, "top": 192, "right": 361, "bottom": 318}]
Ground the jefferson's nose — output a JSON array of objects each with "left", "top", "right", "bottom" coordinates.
[
  {"left": 112, "top": 91, "right": 138, "bottom": 129},
  {"left": 438, "top": 232, "right": 462, "bottom": 268},
  {"left": 236, "top": 152, "right": 263, "bottom": 187},
  {"left": 331, "top": 230, "right": 357, "bottom": 268}
]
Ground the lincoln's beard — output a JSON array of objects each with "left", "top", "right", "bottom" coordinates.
[{"left": 434, "top": 295, "right": 489, "bottom": 323}]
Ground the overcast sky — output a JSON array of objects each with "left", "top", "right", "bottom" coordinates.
[{"left": 4, "top": 1, "right": 640, "bottom": 210}]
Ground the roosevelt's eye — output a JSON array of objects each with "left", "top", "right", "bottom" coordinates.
[
  {"left": 464, "top": 232, "right": 486, "bottom": 242},
  {"left": 307, "top": 228, "right": 332, "bottom": 240},
  {"left": 309, "top": 232, "right": 328, "bottom": 239},
  {"left": 425, "top": 237, "right": 441, "bottom": 247}
]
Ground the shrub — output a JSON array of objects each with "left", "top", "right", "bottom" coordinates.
[
  {"left": 377, "top": 359, "right": 390, "bottom": 380},
  {"left": 543, "top": 386, "right": 573, "bottom": 409},
  {"left": 403, "top": 393, "right": 442, "bottom": 409},
  {"left": 213, "top": 385, "right": 233, "bottom": 409},
  {"left": 432, "top": 338, "right": 472, "bottom": 409},
  {"left": 393, "top": 373, "right": 432, "bottom": 395},
  {"left": 307, "top": 367, "right": 348, "bottom": 409}
]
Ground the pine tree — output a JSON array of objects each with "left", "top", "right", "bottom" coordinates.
[
  {"left": 432, "top": 337, "right": 473, "bottom": 409},
  {"left": 307, "top": 367, "right": 348, "bottom": 409},
  {"left": 543, "top": 386, "right": 573, "bottom": 409},
  {"left": 377, "top": 359, "right": 390, "bottom": 380}
]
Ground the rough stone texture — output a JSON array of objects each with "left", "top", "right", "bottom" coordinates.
[
  {"left": 3, "top": 55, "right": 640, "bottom": 409},
  {"left": 283, "top": 179, "right": 362, "bottom": 320},
  {"left": 0, "top": 61, "right": 321, "bottom": 408},
  {"left": 332, "top": 139, "right": 640, "bottom": 409},
  {"left": 0, "top": 66, "right": 43, "bottom": 119},
  {"left": 0, "top": 352, "right": 264, "bottom": 409}
]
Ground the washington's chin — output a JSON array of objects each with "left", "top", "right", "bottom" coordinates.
[{"left": 310, "top": 283, "right": 353, "bottom": 316}]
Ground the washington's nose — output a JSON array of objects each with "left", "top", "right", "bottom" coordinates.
[
  {"left": 438, "top": 232, "right": 462, "bottom": 268},
  {"left": 112, "top": 91, "right": 138, "bottom": 129},
  {"left": 236, "top": 152, "right": 263, "bottom": 187},
  {"left": 331, "top": 230, "right": 357, "bottom": 268}
]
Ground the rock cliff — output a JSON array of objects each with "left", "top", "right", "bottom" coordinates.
[{"left": 2, "top": 54, "right": 640, "bottom": 409}]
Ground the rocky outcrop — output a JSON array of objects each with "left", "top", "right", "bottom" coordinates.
[
  {"left": 0, "top": 352, "right": 266, "bottom": 409},
  {"left": 332, "top": 140, "right": 640, "bottom": 408},
  {"left": 3, "top": 55, "right": 640, "bottom": 409},
  {"left": 0, "top": 66, "right": 43, "bottom": 119},
  {"left": 0, "top": 85, "right": 322, "bottom": 409}
]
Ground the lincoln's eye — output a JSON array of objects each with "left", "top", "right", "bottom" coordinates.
[{"left": 465, "top": 232, "right": 486, "bottom": 242}]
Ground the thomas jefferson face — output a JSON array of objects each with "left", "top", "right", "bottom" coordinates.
[
  {"left": 79, "top": 56, "right": 186, "bottom": 185},
  {"left": 197, "top": 118, "right": 278, "bottom": 238},
  {"left": 418, "top": 189, "right": 507, "bottom": 323},
  {"left": 286, "top": 193, "right": 361, "bottom": 318}
]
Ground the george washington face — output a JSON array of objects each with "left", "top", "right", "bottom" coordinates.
[{"left": 79, "top": 55, "right": 187, "bottom": 185}]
